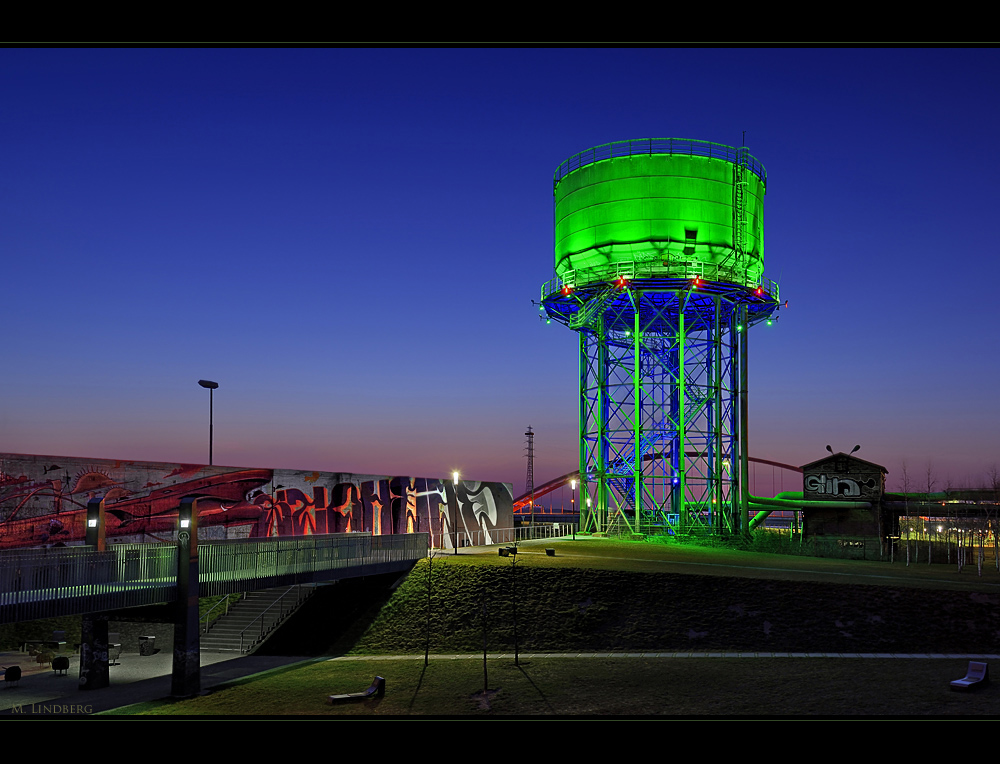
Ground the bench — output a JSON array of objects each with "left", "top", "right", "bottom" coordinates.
[
  {"left": 950, "top": 661, "right": 989, "bottom": 692},
  {"left": 52, "top": 656, "right": 70, "bottom": 676},
  {"left": 328, "top": 676, "right": 385, "bottom": 704},
  {"left": 3, "top": 666, "right": 21, "bottom": 687},
  {"left": 109, "top": 632, "right": 123, "bottom": 665}
]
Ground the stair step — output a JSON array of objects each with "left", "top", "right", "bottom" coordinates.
[{"left": 199, "top": 586, "right": 313, "bottom": 654}]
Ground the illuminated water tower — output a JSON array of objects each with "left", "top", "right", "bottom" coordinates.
[{"left": 539, "top": 139, "right": 780, "bottom": 536}]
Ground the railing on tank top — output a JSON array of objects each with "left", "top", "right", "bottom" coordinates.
[
  {"left": 541, "top": 261, "right": 779, "bottom": 304},
  {"left": 553, "top": 138, "right": 766, "bottom": 186}
]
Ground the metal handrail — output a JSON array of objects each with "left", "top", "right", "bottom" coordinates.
[
  {"left": 200, "top": 593, "right": 243, "bottom": 634},
  {"left": 238, "top": 585, "right": 306, "bottom": 653},
  {"left": 554, "top": 138, "right": 766, "bottom": 187}
]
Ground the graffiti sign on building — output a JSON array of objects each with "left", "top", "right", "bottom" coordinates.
[
  {"left": 804, "top": 473, "right": 879, "bottom": 497},
  {"left": 801, "top": 453, "right": 886, "bottom": 502},
  {"left": 0, "top": 453, "right": 513, "bottom": 550}
]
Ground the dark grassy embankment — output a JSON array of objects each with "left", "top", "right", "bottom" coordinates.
[
  {"left": 116, "top": 540, "right": 1000, "bottom": 716},
  {"left": 351, "top": 550, "right": 1000, "bottom": 655}
]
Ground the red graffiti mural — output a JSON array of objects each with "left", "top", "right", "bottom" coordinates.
[{"left": 0, "top": 453, "right": 513, "bottom": 549}]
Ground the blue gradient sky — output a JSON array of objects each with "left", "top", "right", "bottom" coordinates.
[{"left": 2, "top": 48, "right": 998, "bottom": 495}]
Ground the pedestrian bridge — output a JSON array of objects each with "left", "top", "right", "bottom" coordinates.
[{"left": 0, "top": 532, "right": 428, "bottom": 624}]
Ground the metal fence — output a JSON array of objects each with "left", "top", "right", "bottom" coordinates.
[
  {"left": 199, "top": 532, "right": 429, "bottom": 596},
  {"left": 441, "top": 524, "right": 573, "bottom": 549},
  {"left": 0, "top": 543, "right": 178, "bottom": 623},
  {"left": 0, "top": 533, "right": 429, "bottom": 622}
]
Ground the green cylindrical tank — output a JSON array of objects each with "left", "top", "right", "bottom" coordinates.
[{"left": 553, "top": 138, "right": 766, "bottom": 289}]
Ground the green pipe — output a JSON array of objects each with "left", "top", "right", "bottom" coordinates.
[
  {"left": 753, "top": 491, "right": 802, "bottom": 502},
  {"left": 748, "top": 492, "right": 872, "bottom": 531}
]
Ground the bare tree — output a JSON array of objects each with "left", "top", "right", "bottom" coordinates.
[
  {"left": 424, "top": 547, "right": 443, "bottom": 667},
  {"left": 988, "top": 465, "right": 1000, "bottom": 572},
  {"left": 900, "top": 461, "right": 911, "bottom": 566},
  {"left": 915, "top": 462, "right": 937, "bottom": 564},
  {"left": 943, "top": 475, "right": 954, "bottom": 565},
  {"left": 510, "top": 535, "right": 520, "bottom": 666}
]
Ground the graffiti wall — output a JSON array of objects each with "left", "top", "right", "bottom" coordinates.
[{"left": 0, "top": 453, "right": 513, "bottom": 550}]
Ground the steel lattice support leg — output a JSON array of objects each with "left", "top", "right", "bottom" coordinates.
[{"left": 558, "top": 281, "right": 766, "bottom": 538}]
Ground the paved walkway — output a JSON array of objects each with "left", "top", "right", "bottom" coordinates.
[
  {"left": 0, "top": 650, "right": 318, "bottom": 715},
  {"left": 333, "top": 652, "right": 1000, "bottom": 660},
  {"left": 4, "top": 647, "right": 997, "bottom": 716}
]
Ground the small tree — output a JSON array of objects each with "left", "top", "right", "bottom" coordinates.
[
  {"left": 900, "top": 461, "right": 912, "bottom": 566},
  {"left": 510, "top": 534, "right": 520, "bottom": 667},
  {"left": 988, "top": 465, "right": 1000, "bottom": 572},
  {"left": 481, "top": 573, "right": 490, "bottom": 697},
  {"left": 916, "top": 462, "right": 937, "bottom": 564},
  {"left": 424, "top": 549, "right": 439, "bottom": 667}
]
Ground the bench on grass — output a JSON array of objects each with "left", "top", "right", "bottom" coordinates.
[
  {"left": 950, "top": 661, "right": 989, "bottom": 692},
  {"left": 328, "top": 676, "right": 385, "bottom": 704}
]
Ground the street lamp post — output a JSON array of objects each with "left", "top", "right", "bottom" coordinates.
[
  {"left": 570, "top": 478, "right": 577, "bottom": 540},
  {"left": 198, "top": 380, "right": 219, "bottom": 466},
  {"left": 452, "top": 471, "right": 460, "bottom": 554}
]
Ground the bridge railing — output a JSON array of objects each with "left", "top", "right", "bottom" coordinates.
[
  {"left": 0, "top": 543, "right": 178, "bottom": 623},
  {"left": 443, "top": 524, "right": 573, "bottom": 549},
  {"left": 199, "top": 532, "right": 429, "bottom": 596},
  {"left": 0, "top": 532, "right": 430, "bottom": 622}
]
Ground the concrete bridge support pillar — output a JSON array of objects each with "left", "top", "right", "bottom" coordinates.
[
  {"left": 79, "top": 497, "right": 110, "bottom": 690},
  {"left": 79, "top": 614, "right": 110, "bottom": 690},
  {"left": 171, "top": 497, "right": 200, "bottom": 698}
]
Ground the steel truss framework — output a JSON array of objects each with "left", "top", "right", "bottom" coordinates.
[{"left": 543, "top": 277, "right": 778, "bottom": 536}]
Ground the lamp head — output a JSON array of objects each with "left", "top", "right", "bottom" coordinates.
[{"left": 198, "top": 380, "right": 219, "bottom": 390}]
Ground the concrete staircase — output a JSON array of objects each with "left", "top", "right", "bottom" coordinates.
[{"left": 201, "top": 585, "right": 315, "bottom": 654}]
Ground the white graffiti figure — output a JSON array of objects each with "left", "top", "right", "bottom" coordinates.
[
  {"left": 465, "top": 482, "right": 498, "bottom": 546},
  {"left": 805, "top": 474, "right": 861, "bottom": 497}
]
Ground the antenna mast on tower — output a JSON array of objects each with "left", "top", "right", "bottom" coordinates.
[{"left": 525, "top": 426, "right": 535, "bottom": 528}]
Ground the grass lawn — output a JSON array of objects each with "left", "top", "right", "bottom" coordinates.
[
  {"left": 103, "top": 536, "right": 1000, "bottom": 717},
  {"left": 107, "top": 656, "right": 1000, "bottom": 717}
]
